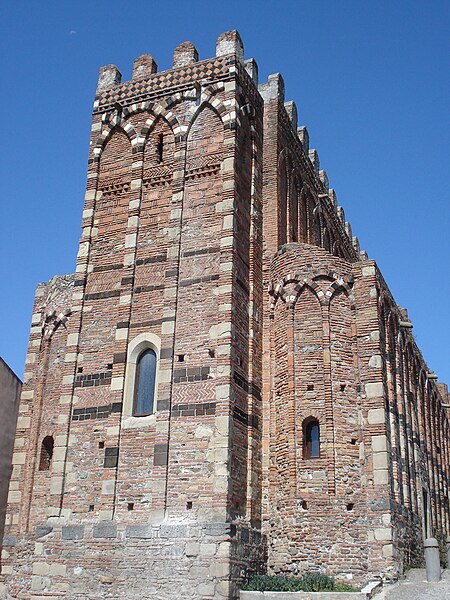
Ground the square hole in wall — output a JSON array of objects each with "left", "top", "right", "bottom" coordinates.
[
  {"left": 107, "top": 363, "right": 113, "bottom": 370},
  {"left": 177, "top": 354, "right": 185, "bottom": 362},
  {"left": 127, "top": 502, "right": 134, "bottom": 511},
  {"left": 346, "top": 503, "right": 354, "bottom": 511},
  {"left": 350, "top": 438, "right": 357, "bottom": 446},
  {"left": 307, "top": 384, "right": 314, "bottom": 391},
  {"left": 300, "top": 500, "right": 308, "bottom": 510},
  {"left": 77, "top": 367, "right": 83, "bottom": 373},
  {"left": 186, "top": 501, "right": 193, "bottom": 510},
  {"left": 208, "top": 349, "right": 215, "bottom": 358},
  {"left": 89, "top": 505, "right": 94, "bottom": 512},
  {"left": 340, "top": 384, "right": 346, "bottom": 392}
]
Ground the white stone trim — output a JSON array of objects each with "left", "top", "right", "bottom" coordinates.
[{"left": 122, "top": 332, "right": 161, "bottom": 429}]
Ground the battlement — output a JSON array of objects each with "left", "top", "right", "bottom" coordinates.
[
  {"left": 92, "top": 31, "right": 361, "bottom": 263},
  {"left": 96, "top": 30, "right": 245, "bottom": 94}
]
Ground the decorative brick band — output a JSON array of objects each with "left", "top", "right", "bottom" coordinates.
[
  {"left": 129, "top": 318, "right": 163, "bottom": 329},
  {"left": 233, "top": 371, "right": 262, "bottom": 401},
  {"left": 92, "top": 263, "right": 123, "bottom": 273},
  {"left": 179, "top": 274, "right": 220, "bottom": 288},
  {"left": 135, "top": 253, "right": 167, "bottom": 266},
  {"left": 269, "top": 270, "right": 354, "bottom": 308},
  {"left": 172, "top": 402, "right": 216, "bottom": 417},
  {"left": 233, "top": 406, "right": 259, "bottom": 429},
  {"left": 74, "top": 371, "right": 112, "bottom": 388},
  {"left": 236, "top": 277, "right": 250, "bottom": 295},
  {"left": 84, "top": 290, "right": 121, "bottom": 301},
  {"left": 95, "top": 56, "right": 233, "bottom": 111},
  {"left": 72, "top": 402, "right": 122, "bottom": 421},
  {"left": 173, "top": 366, "right": 210, "bottom": 383},
  {"left": 182, "top": 246, "right": 220, "bottom": 258},
  {"left": 133, "top": 284, "right": 165, "bottom": 294}
]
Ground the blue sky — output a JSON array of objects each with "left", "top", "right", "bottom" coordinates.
[{"left": 0, "top": 1, "right": 449, "bottom": 384}]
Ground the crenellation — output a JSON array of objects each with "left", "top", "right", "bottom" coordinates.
[
  {"left": 283, "top": 100, "right": 297, "bottom": 130},
  {"left": 216, "top": 29, "right": 244, "bottom": 62},
  {"left": 297, "top": 125, "right": 309, "bottom": 153},
  {"left": 336, "top": 205, "right": 345, "bottom": 227},
  {"left": 244, "top": 58, "right": 258, "bottom": 85},
  {"left": 319, "top": 169, "right": 329, "bottom": 192},
  {"left": 132, "top": 54, "right": 157, "bottom": 79},
  {"left": 258, "top": 73, "right": 284, "bottom": 103},
  {"left": 308, "top": 148, "right": 320, "bottom": 173},
  {"left": 97, "top": 64, "right": 121, "bottom": 91},
  {"left": 173, "top": 41, "right": 198, "bottom": 67}
]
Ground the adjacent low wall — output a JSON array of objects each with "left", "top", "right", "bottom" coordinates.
[
  {"left": 240, "top": 581, "right": 382, "bottom": 600},
  {"left": 0, "top": 358, "right": 21, "bottom": 557}
]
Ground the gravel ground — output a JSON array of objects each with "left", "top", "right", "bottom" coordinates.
[{"left": 378, "top": 569, "right": 450, "bottom": 599}]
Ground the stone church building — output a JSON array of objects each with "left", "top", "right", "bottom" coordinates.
[{"left": 1, "top": 31, "right": 449, "bottom": 599}]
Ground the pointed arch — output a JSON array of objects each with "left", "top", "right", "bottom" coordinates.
[
  {"left": 99, "top": 127, "right": 133, "bottom": 177},
  {"left": 93, "top": 118, "right": 137, "bottom": 160}
]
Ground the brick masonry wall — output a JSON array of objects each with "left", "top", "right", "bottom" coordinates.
[
  {"left": 1, "top": 30, "right": 449, "bottom": 600},
  {"left": 265, "top": 243, "right": 449, "bottom": 583}
]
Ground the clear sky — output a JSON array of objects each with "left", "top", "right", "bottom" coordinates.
[{"left": 1, "top": 1, "right": 449, "bottom": 384}]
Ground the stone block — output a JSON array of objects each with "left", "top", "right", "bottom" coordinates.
[
  {"left": 202, "top": 523, "right": 231, "bottom": 537},
  {"left": 374, "top": 527, "right": 392, "bottom": 541},
  {"left": 31, "top": 576, "right": 45, "bottom": 592},
  {"left": 367, "top": 408, "right": 385, "bottom": 424},
  {"left": 160, "top": 524, "right": 188, "bottom": 539},
  {"left": 366, "top": 383, "right": 384, "bottom": 399},
  {"left": 61, "top": 526, "right": 84, "bottom": 540},
  {"left": 92, "top": 523, "right": 117, "bottom": 539},
  {"left": 35, "top": 526, "right": 53, "bottom": 539},
  {"left": 200, "top": 542, "right": 217, "bottom": 556},
  {"left": 373, "top": 452, "right": 388, "bottom": 469},
  {"left": 1, "top": 535, "right": 16, "bottom": 547},
  {"left": 371, "top": 435, "right": 387, "bottom": 452},
  {"left": 49, "top": 563, "right": 67, "bottom": 577},
  {"left": 33, "top": 563, "right": 50, "bottom": 576},
  {"left": 185, "top": 541, "right": 199, "bottom": 557},
  {"left": 126, "top": 525, "right": 153, "bottom": 539},
  {"left": 373, "top": 469, "right": 389, "bottom": 485}
]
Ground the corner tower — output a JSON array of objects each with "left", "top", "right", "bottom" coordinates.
[{"left": 2, "top": 31, "right": 265, "bottom": 599}]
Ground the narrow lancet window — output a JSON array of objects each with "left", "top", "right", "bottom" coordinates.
[
  {"left": 157, "top": 133, "right": 164, "bottom": 163},
  {"left": 133, "top": 348, "right": 157, "bottom": 416},
  {"left": 303, "top": 419, "right": 320, "bottom": 459},
  {"left": 38, "top": 436, "right": 54, "bottom": 471}
]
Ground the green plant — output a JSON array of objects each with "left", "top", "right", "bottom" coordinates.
[
  {"left": 334, "top": 582, "right": 358, "bottom": 592},
  {"left": 241, "top": 575, "right": 304, "bottom": 591},
  {"left": 300, "top": 573, "right": 335, "bottom": 592},
  {"left": 241, "top": 572, "right": 359, "bottom": 593}
]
